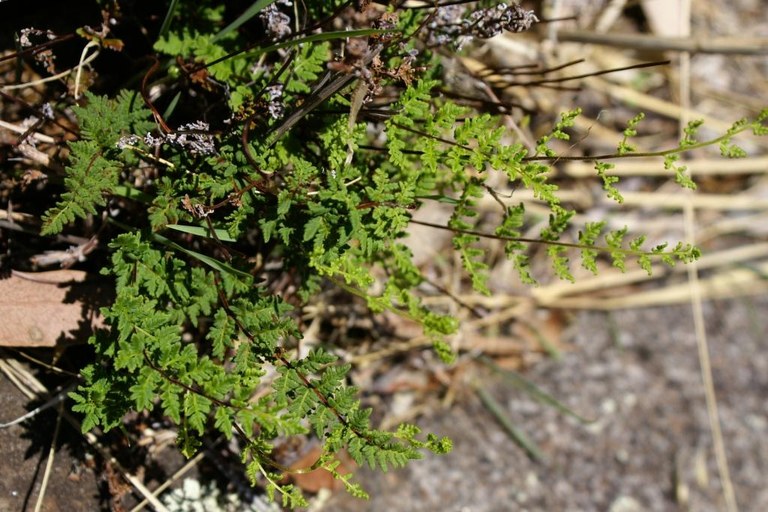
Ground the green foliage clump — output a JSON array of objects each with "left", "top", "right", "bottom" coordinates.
[
  {"left": 41, "top": 91, "right": 156, "bottom": 235},
  {"left": 33, "top": 1, "right": 768, "bottom": 506}
]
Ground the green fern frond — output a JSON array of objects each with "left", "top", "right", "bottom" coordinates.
[
  {"left": 73, "top": 90, "right": 154, "bottom": 148},
  {"left": 49, "top": 5, "right": 768, "bottom": 507},
  {"left": 450, "top": 178, "right": 490, "bottom": 294},
  {"left": 617, "top": 112, "right": 645, "bottom": 155},
  {"left": 41, "top": 91, "right": 152, "bottom": 235},
  {"left": 578, "top": 221, "right": 606, "bottom": 274}
]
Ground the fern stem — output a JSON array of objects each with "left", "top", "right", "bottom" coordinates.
[
  {"left": 382, "top": 111, "right": 756, "bottom": 166},
  {"left": 408, "top": 218, "right": 684, "bottom": 259},
  {"left": 522, "top": 128, "right": 753, "bottom": 162},
  {"left": 489, "top": 59, "right": 670, "bottom": 88},
  {"left": 141, "top": 349, "right": 239, "bottom": 410}
]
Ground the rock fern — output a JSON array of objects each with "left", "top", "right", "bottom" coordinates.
[{"left": 33, "top": 2, "right": 768, "bottom": 506}]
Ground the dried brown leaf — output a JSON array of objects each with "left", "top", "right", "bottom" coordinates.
[{"left": 0, "top": 270, "right": 107, "bottom": 347}]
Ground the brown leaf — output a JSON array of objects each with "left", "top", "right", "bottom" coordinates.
[
  {"left": 286, "top": 445, "right": 355, "bottom": 493},
  {"left": 0, "top": 270, "right": 108, "bottom": 347}
]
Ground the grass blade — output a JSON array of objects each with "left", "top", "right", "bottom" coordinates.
[
  {"left": 162, "top": 90, "right": 182, "bottom": 120},
  {"left": 166, "top": 224, "right": 236, "bottom": 242},
  {"left": 479, "top": 355, "right": 595, "bottom": 424},
  {"left": 248, "top": 29, "right": 396, "bottom": 57},
  {"left": 213, "top": 0, "right": 277, "bottom": 42},
  {"left": 152, "top": 233, "right": 250, "bottom": 278},
  {"left": 474, "top": 383, "right": 546, "bottom": 462},
  {"left": 112, "top": 185, "right": 153, "bottom": 204},
  {"left": 158, "top": 0, "right": 181, "bottom": 40}
]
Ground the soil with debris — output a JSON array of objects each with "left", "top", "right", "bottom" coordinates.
[
  {"left": 1, "top": 0, "right": 767, "bottom": 510},
  {"left": 325, "top": 297, "right": 768, "bottom": 512},
  {"left": 3, "top": 297, "right": 765, "bottom": 511},
  {"left": 0, "top": 377, "right": 102, "bottom": 511}
]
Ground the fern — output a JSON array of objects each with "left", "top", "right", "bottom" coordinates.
[
  {"left": 75, "top": 90, "right": 155, "bottom": 148},
  {"left": 28, "top": 2, "right": 766, "bottom": 508},
  {"left": 496, "top": 203, "right": 536, "bottom": 284},
  {"left": 155, "top": 30, "right": 246, "bottom": 83},
  {"left": 595, "top": 161, "right": 623, "bottom": 203},
  {"left": 617, "top": 112, "right": 645, "bottom": 155},
  {"left": 284, "top": 41, "right": 330, "bottom": 94},
  {"left": 41, "top": 91, "right": 153, "bottom": 235},
  {"left": 578, "top": 221, "right": 606, "bottom": 275},
  {"left": 450, "top": 178, "right": 491, "bottom": 294},
  {"left": 41, "top": 142, "right": 119, "bottom": 234}
]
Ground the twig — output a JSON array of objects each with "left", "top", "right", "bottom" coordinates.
[
  {"left": 32, "top": 403, "right": 63, "bottom": 512},
  {"left": 0, "top": 33, "right": 76, "bottom": 64},
  {"left": 7, "top": 348, "right": 79, "bottom": 377},
  {"left": 1, "top": 42, "right": 100, "bottom": 92},
  {"left": 683, "top": 201, "right": 740, "bottom": 512},
  {"left": 585, "top": 76, "right": 767, "bottom": 146},
  {"left": 477, "top": 80, "right": 535, "bottom": 153},
  {"left": 0, "top": 120, "right": 56, "bottom": 143},
  {"left": 489, "top": 59, "right": 670, "bottom": 87},
  {"left": 129, "top": 451, "right": 206, "bottom": 512},
  {"left": 29, "top": 236, "right": 99, "bottom": 268},
  {"left": 0, "top": 208, "right": 37, "bottom": 224},
  {"left": 562, "top": 156, "right": 768, "bottom": 177},
  {"left": 0, "top": 383, "right": 76, "bottom": 429},
  {"left": 557, "top": 30, "right": 768, "bottom": 55}
]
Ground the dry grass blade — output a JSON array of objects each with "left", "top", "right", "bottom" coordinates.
[
  {"left": 473, "top": 382, "right": 545, "bottom": 463},
  {"left": 543, "top": 261, "right": 768, "bottom": 309},
  {"left": 556, "top": 30, "right": 768, "bottom": 55},
  {"left": 684, "top": 211, "right": 740, "bottom": 511},
  {"left": 585, "top": 77, "right": 768, "bottom": 146},
  {"left": 129, "top": 452, "right": 206, "bottom": 512},
  {"left": 563, "top": 156, "right": 768, "bottom": 177},
  {"left": 532, "top": 243, "right": 768, "bottom": 306},
  {"left": 494, "top": 189, "right": 768, "bottom": 211},
  {"left": 0, "top": 356, "right": 47, "bottom": 396},
  {"left": 32, "top": 403, "right": 63, "bottom": 512},
  {"left": 68, "top": 417, "right": 171, "bottom": 512},
  {"left": 0, "top": 358, "right": 170, "bottom": 512},
  {"left": 0, "top": 383, "right": 75, "bottom": 429}
]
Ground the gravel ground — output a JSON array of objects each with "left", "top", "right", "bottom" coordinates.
[{"left": 325, "top": 296, "right": 768, "bottom": 511}]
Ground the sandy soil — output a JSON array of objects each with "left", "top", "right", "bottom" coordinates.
[{"left": 326, "top": 297, "right": 768, "bottom": 511}]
